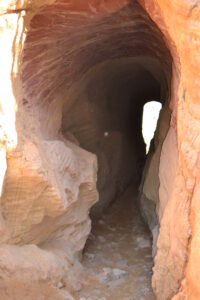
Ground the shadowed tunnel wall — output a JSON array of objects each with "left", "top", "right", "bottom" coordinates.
[
  {"left": 61, "top": 58, "right": 170, "bottom": 215},
  {"left": 1, "top": 0, "right": 200, "bottom": 299}
]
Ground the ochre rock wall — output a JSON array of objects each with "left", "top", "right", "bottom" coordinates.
[
  {"left": 138, "top": 1, "right": 200, "bottom": 299},
  {"left": 0, "top": 0, "right": 200, "bottom": 299}
]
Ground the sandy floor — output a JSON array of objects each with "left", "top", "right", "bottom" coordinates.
[{"left": 78, "top": 185, "right": 155, "bottom": 300}]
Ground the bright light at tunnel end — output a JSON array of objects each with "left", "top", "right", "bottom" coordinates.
[{"left": 142, "top": 101, "right": 162, "bottom": 154}]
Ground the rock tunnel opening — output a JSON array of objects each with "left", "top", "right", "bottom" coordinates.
[
  {"left": 3, "top": 0, "right": 200, "bottom": 298},
  {"left": 17, "top": 0, "right": 173, "bottom": 298},
  {"left": 61, "top": 57, "right": 169, "bottom": 214},
  {"left": 60, "top": 55, "right": 171, "bottom": 297},
  {"left": 57, "top": 6, "right": 172, "bottom": 297},
  {"left": 142, "top": 101, "right": 162, "bottom": 154}
]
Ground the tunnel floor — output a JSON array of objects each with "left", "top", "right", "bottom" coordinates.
[{"left": 78, "top": 185, "right": 155, "bottom": 300}]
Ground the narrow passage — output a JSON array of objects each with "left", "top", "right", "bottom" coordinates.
[{"left": 79, "top": 186, "right": 155, "bottom": 300}]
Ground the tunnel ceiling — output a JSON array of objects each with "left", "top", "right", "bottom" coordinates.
[{"left": 22, "top": 0, "right": 172, "bottom": 108}]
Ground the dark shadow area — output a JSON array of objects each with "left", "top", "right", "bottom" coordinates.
[{"left": 62, "top": 57, "right": 170, "bottom": 215}]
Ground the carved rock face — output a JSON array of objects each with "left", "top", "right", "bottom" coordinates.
[{"left": 0, "top": 0, "right": 200, "bottom": 299}]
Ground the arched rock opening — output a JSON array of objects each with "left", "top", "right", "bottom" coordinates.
[
  {"left": 21, "top": 0, "right": 172, "bottom": 217},
  {"left": 142, "top": 101, "right": 162, "bottom": 154},
  {"left": 21, "top": 1, "right": 172, "bottom": 297},
  {"left": 1, "top": 0, "right": 199, "bottom": 299}
]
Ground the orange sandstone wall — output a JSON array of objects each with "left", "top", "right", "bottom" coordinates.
[
  {"left": 139, "top": 1, "right": 200, "bottom": 299},
  {"left": 0, "top": 0, "right": 200, "bottom": 299}
]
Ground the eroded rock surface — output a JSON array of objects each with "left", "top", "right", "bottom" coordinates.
[{"left": 0, "top": 0, "right": 200, "bottom": 299}]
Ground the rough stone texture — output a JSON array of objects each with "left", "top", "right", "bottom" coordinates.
[
  {"left": 0, "top": 0, "right": 200, "bottom": 299},
  {"left": 1, "top": 139, "right": 97, "bottom": 246},
  {"left": 0, "top": 244, "right": 75, "bottom": 300},
  {"left": 0, "top": 2, "right": 98, "bottom": 297},
  {"left": 138, "top": 1, "right": 200, "bottom": 299}
]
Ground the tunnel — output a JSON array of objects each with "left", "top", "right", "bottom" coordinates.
[
  {"left": 20, "top": 0, "right": 173, "bottom": 299},
  {"left": 2, "top": 0, "right": 200, "bottom": 298},
  {"left": 61, "top": 57, "right": 170, "bottom": 217},
  {"left": 22, "top": 1, "right": 172, "bottom": 212},
  {"left": 1, "top": 0, "right": 189, "bottom": 299}
]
